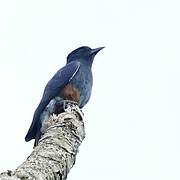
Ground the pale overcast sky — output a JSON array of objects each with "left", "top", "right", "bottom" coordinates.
[{"left": 0, "top": 0, "right": 180, "bottom": 179}]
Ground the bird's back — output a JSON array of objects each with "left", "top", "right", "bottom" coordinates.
[
  {"left": 25, "top": 61, "right": 81, "bottom": 142},
  {"left": 25, "top": 62, "right": 93, "bottom": 143}
]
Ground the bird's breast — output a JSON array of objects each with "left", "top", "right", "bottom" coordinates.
[
  {"left": 60, "top": 84, "right": 80, "bottom": 103},
  {"left": 60, "top": 67, "right": 92, "bottom": 107}
]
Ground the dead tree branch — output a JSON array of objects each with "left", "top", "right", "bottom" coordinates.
[{"left": 0, "top": 104, "right": 85, "bottom": 180}]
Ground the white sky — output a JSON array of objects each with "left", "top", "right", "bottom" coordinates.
[{"left": 0, "top": 0, "right": 180, "bottom": 179}]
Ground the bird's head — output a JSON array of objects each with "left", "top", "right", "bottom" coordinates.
[{"left": 67, "top": 46, "right": 104, "bottom": 66}]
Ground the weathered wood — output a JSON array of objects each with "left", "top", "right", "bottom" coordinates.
[{"left": 0, "top": 104, "right": 85, "bottom": 180}]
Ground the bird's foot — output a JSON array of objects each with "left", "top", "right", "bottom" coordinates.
[
  {"left": 63, "top": 100, "right": 78, "bottom": 110},
  {"left": 63, "top": 100, "right": 84, "bottom": 120},
  {"left": 54, "top": 98, "right": 83, "bottom": 119},
  {"left": 54, "top": 99, "right": 65, "bottom": 114}
]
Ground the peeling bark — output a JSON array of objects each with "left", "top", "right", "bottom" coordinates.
[{"left": 0, "top": 104, "right": 85, "bottom": 180}]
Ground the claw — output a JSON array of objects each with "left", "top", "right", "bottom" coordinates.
[{"left": 63, "top": 100, "right": 84, "bottom": 120}]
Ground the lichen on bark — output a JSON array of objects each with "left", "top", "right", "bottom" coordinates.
[{"left": 0, "top": 104, "right": 85, "bottom": 180}]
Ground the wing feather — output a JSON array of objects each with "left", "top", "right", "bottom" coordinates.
[{"left": 25, "top": 61, "right": 80, "bottom": 141}]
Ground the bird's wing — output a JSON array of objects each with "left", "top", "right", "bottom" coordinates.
[
  {"left": 41, "top": 61, "right": 80, "bottom": 103},
  {"left": 25, "top": 61, "right": 80, "bottom": 142}
]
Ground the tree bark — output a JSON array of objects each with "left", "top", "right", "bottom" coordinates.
[{"left": 0, "top": 104, "right": 85, "bottom": 180}]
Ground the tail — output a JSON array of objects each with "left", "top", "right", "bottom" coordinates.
[{"left": 25, "top": 101, "right": 48, "bottom": 142}]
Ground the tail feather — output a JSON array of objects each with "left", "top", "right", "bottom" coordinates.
[{"left": 25, "top": 101, "right": 48, "bottom": 142}]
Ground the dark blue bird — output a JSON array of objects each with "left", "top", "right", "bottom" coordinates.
[{"left": 25, "top": 46, "right": 104, "bottom": 146}]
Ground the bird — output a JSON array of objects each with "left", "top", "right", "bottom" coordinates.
[{"left": 25, "top": 46, "right": 104, "bottom": 146}]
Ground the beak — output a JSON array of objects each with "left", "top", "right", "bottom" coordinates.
[{"left": 91, "top": 47, "right": 105, "bottom": 55}]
